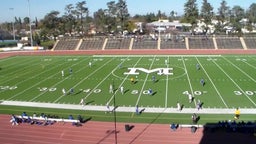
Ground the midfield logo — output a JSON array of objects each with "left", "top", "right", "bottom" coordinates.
[{"left": 124, "top": 68, "right": 173, "bottom": 75}]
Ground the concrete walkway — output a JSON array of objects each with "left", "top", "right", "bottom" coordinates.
[{"left": 1, "top": 100, "right": 256, "bottom": 114}]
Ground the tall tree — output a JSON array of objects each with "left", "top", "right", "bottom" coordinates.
[
  {"left": 93, "top": 9, "right": 107, "bottom": 32},
  {"left": 75, "top": 1, "right": 88, "bottom": 35},
  {"left": 183, "top": 0, "right": 199, "bottom": 31},
  {"left": 217, "top": 0, "right": 230, "bottom": 23},
  {"left": 116, "top": 0, "right": 129, "bottom": 34},
  {"left": 63, "top": 4, "right": 76, "bottom": 35},
  {"left": 247, "top": 3, "right": 256, "bottom": 23},
  {"left": 40, "top": 11, "right": 60, "bottom": 39},
  {"left": 200, "top": 0, "right": 214, "bottom": 33}
]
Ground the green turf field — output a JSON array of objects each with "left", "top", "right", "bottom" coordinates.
[{"left": 0, "top": 55, "right": 256, "bottom": 123}]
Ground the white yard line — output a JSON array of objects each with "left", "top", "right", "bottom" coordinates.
[
  {"left": 165, "top": 56, "right": 169, "bottom": 108},
  {"left": 213, "top": 57, "right": 256, "bottom": 107},
  {"left": 53, "top": 57, "right": 115, "bottom": 103},
  {"left": 6, "top": 56, "right": 77, "bottom": 100},
  {"left": 223, "top": 57, "right": 256, "bottom": 83},
  {"left": 132, "top": 56, "right": 156, "bottom": 117},
  {"left": 107, "top": 56, "right": 143, "bottom": 105},
  {"left": 181, "top": 56, "right": 197, "bottom": 107},
  {"left": 31, "top": 57, "right": 92, "bottom": 102},
  {"left": 196, "top": 57, "right": 228, "bottom": 108}
]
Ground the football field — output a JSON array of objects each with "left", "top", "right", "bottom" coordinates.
[{"left": 1, "top": 54, "right": 256, "bottom": 112}]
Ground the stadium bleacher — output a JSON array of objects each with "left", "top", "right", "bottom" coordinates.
[
  {"left": 243, "top": 37, "right": 256, "bottom": 49},
  {"left": 79, "top": 37, "right": 105, "bottom": 50},
  {"left": 54, "top": 39, "right": 80, "bottom": 50},
  {"left": 49, "top": 35, "right": 256, "bottom": 50},
  {"left": 188, "top": 36, "right": 215, "bottom": 49},
  {"left": 215, "top": 36, "right": 243, "bottom": 49}
]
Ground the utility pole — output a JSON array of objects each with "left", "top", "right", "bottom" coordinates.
[
  {"left": 27, "top": 0, "right": 33, "bottom": 46},
  {"left": 9, "top": 8, "right": 15, "bottom": 40}
]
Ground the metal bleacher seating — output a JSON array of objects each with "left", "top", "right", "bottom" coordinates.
[
  {"left": 243, "top": 36, "right": 256, "bottom": 49},
  {"left": 132, "top": 36, "right": 158, "bottom": 49},
  {"left": 105, "top": 37, "right": 131, "bottom": 50},
  {"left": 188, "top": 36, "right": 215, "bottom": 49},
  {"left": 79, "top": 37, "right": 105, "bottom": 50},
  {"left": 160, "top": 35, "right": 186, "bottom": 49},
  {"left": 215, "top": 36, "right": 243, "bottom": 49},
  {"left": 54, "top": 39, "right": 80, "bottom": 50}
]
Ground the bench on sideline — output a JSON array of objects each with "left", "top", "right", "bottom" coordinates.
[{"left": 16, "top": 115, "right": 80, "bottom": 123}]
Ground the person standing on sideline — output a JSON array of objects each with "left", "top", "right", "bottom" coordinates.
[
  {"left": 61, "top": 70, "right": 64, "bottom": 77},
  {"left": 105, "top": 102, "right": 111, "bottom": 113},
  {"left": 120, "top": 86, "right": 124, "bottom": 95},
  {"left": 234, "top": 108, "right": 240, "bottom": 120},
  {"left": 80, "top": 98, "right": 85, "bottom": 107},
  {"left": 177, "top": 102, "right": 181, "bottom": 111},
  {"left": 136, "top": 105, "right": 140, "bottom": 115}
]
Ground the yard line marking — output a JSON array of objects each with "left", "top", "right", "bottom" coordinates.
[
  {"left": 165, "top": 56, "right": 169, "bottom": 108},
  {"left": 6, "top": 56, "right": 77, "bottom": 100},
  {"left": 107, "top": 56, "right": 143, "bottom": 105},
  {"left": 30, "top": 57, "right": 91, "bottom": 102},
  {"left": 53, "top": 57, "right": 116, "bottom": 103},
  {"left": 196, "top": 57, "right": 228, "bottom": 108},
  {"left": 132, "top": 55, "right": 156, "bottom": 117},
  {"left": 0, "top": 57, "right": 36, "bottom": 83},
  {"left": 223, "top": 57, "right": 256, "bottom": 83},
  {"left": 181, "top": 56, "right": 197, "bottom": 107},
  {"left": 213, "top": 57, "right": 256, "bottom": 107}
]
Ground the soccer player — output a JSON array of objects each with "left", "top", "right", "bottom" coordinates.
[
  {"left": 130, "top": 77, "right": 135, "bottom": 84},
  {"left": 152, "top": 75, "right": 156, "bottom": 83},
  {"left": 109, "top": 84, "right": 113, "bottom": 93},
  {"left": 120, "top": 86, "right": 124, "bottom": 95},
  {"left": 165, "top": 59, "right": 168, "bottom": 65},
  {"left": 70, "top": 88, "right": 74, "bottom": 94},
  {"left": 148, "top": 88, "right": 153, "bottom": 95},
  {"left": 188, "top": 94, "right": 193, "bottom": 103},
  {"left": 69, "top": 68, "right": 73, "bottom": 74},
  {"left": 80, "top": 98, "right": 85, "bottom": 107},
  {"left": 197, "top": 99, "right": 202, "bottom": 110},
  {"left": 89, "top": 62, "right": 92, "bottom": 68},
  {"left": 62, "top": 88, "right": 66, "bottom": 95},
  {"left": 61, "top": 70, "right": 64, "bottom": 77},
  {"left": 196, "top": 63, "right": 200, "bottom": 70},
  {"left": 200, "top": 78, "right": 205, "bottom": 86}
]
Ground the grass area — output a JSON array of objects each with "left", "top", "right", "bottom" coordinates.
[{"left": 1, "top": 55, "right": 256, "bottom": 124}]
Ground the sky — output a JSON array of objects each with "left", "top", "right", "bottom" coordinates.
[{"left": 0, "top": 0, "right": 255, "bottom": 23}]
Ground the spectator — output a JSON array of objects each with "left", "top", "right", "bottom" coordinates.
[
  {"left": 192, "top": 113, "right": 198, "bottom": 124},
  {"left": 234, "top": 108, "right": 240, "bottom": 120},
  {"left": 10, "top": 114, "right": 18, "bottom": 126},
  {"left": 170, "top": 123, "right": 178, "bottom": 131}
]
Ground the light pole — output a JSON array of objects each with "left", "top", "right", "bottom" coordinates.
[
  {"left": 9, "top": 8, "right": 15, "bottom": 41},
  {"left": 27, "top": 0, "right": 33, "bottom": 46}
]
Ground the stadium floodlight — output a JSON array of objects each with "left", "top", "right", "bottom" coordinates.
[
  {"left": 27, "top": 0, "right": 33, "bottom": 46},
  {"left": 9, "top": 8, "right": 15, "bottom": 41}
]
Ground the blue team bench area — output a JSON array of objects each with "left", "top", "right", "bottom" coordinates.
[{"left": 10, "top": 112, "right": 87, "bottom": 127}]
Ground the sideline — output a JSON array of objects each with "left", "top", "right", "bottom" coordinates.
[{"left": 1, "top": 100, "right": 256, "bottom": 114}]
